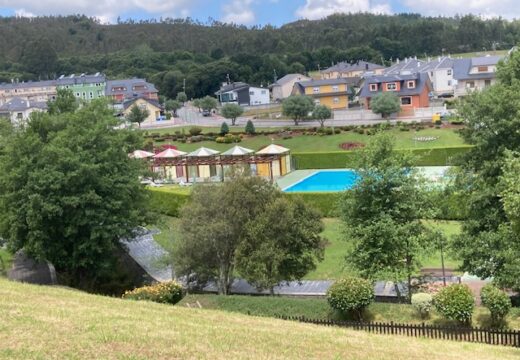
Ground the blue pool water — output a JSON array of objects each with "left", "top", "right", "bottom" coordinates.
[{"left": 284, "top": 170, "right": 359, "bottom": 192}]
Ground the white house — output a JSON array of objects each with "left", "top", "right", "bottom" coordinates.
[
  {"left": 0, "top": 97, "right": 47, "bottom": 126},
  {"left": 215, "top": 82, "right": 269, "bottom": 106},
  {"left": 453, "top": 55, "right": 502, "bottom": 96},
  {"left": 269, "top": 73, "right": 311, "bottom": 101}
]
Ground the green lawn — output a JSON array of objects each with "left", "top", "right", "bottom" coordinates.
[
  {"left": 3, "top": 279, "right": 517, "bottom": 359},
  {"left": 304, "top": 218, "right": 462, "bottom": 280},
  {"left": 152, "top": 127, "right": 464, "bottom": 153},
  {"left": 180, "top": 294, "right": 520, "bottom": 330},
  {"left": 145, "top": 125, "right": 290, "bottom": 136},
  {"left": 0, "top": 249, "right": 12, "bottom": 277}
]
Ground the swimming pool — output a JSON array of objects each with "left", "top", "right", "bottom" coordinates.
[{"left": 283, "top": 170, "right": 359, "bottom": 192}]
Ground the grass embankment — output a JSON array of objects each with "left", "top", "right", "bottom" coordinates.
[
  {"left": 295, "top": 218, "right": 461, "bottom": 280},
  {"left": 153, "top": 216, "right": 462, "bottom": 281},
  {"left": 0, "top": 249, "right": 12, "bottom": 277},
  {"left": 150, "top": 127, "right": 465, "bottom": 153},
  {"left": 1, "top": 279, "right": 518, "bottom": 359},
  {"left": 179, "top": 294, "right": 520, "bottom": 330}
]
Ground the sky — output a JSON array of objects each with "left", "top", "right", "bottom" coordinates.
[{"left": 0, "top": 0, "right": 517, "bottom": 25}]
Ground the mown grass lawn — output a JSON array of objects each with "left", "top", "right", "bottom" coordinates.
[
  {"left": 0, "top": 249, "right": 12, "bottom": 277},
  {"left": 152, "top": 216, "right": 462, "bottom": 281},
  {"left": 150, "top": 127, "right": 465, "bottom": 153},
  {"left": 179, "top": 293, "right": 520, "bottom": 330},
  {"left": 304, "top": 218, "right": 462, "bottom": 280},
  {"left": 1, "top": 279, "right": 518, "bottom": 359}
]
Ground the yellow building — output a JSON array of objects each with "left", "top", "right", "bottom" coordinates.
[
  {"left": 292, "top": 78, "right": 354, "bottom": 110},
  {"left": 123, "top": 97, "right": 163, "bottom": 126}
]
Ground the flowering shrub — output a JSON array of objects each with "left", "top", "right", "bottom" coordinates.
[
  {"left": 411, "top": 293, "right": 433, "bottom": 319},
  {"left": 480, "top": 285, "right": 511, "bottom": 326},
  {"left": 327, "top": 277, "right": 374, "bottom": 320},
  {"left": 434, "top": 284, "right": 474, "bottom": 324},
  {"left": 123, "top": 281, "right": 183, "bottom": 305}
]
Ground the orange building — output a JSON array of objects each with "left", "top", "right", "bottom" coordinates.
[{"left": 359, "top": 73, "right": 432, "bottom": 116}]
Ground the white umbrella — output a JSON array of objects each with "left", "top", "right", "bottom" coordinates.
[
  {"left": 130, "top": 150, "right": 155, "bottom": 159},
  {"left": 153, "top": 148, "right": 188, "bottom": 158}
]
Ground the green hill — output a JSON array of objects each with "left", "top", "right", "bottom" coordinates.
[{"left": 0, "top": 278, "right": 518, "bottom": 359}]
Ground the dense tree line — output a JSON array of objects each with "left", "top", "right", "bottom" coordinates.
[{"left": 0, "top": 13, "right": 519, "bottom": 99}]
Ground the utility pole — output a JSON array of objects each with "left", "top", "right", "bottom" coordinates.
[
  {"left": 440, "top": 236, "right": 447, "bottom": 286},
  {"left": 183, "top": 78, "right": 186, "bottom": 93}
]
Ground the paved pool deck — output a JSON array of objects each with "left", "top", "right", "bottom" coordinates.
[{"left": 276, "top": 170, "right": 316, "bottom": 190}]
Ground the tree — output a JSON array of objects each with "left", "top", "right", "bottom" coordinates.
[
  {"left": 312, "top": 105, "right": 332, "bottom": 128},
  {"left": 199, "top": 96, "right": 218, "bottom": 112},
  {"left": 220, "top": 122, "right": 229, "bottom": 135},
  {"left": 126, "top": 104, "right": 150, "bottom": 128},
  {"left": 176, "top": 92, "right": 188, "bottom": 104},
  {"left": 0, "top": 100, "right": 149, "bottom": 289},
  {"left": 165, "top": 99, "right": 182, "bottom": 117},
  {"left": 174, "top": 171, "right": 279, "bottom": 294},
  {"left": 451, "top": 49, "right": 520, "bottom": 292},
  {"left": 245, "top": 120, "right": 256, "bottom": 135},
  {"left": 21, "top": 37, "right": 58, "bottom": 78},
  {"left": 370, "top": 92, "right": 401, "bottom": 118},
  {"left": 192, "top": 98, "right": 202, "bottom": 112},
  {"left": 236, "top": 197, "right": 324, "bottom": 294},
  {"left": 221, "top": 103, "right": 244, "bottom": 126},
  {"left": 282, "top": 95, "right": 315, "bottom": 125},
  {"left": 47, "top": 88, "right": 78, "bottom": 115},
  {"left": 340, "top": 132, "right": 433, "bottom": 300}
]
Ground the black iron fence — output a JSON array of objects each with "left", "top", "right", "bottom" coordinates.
[{"left": 278, "top": 315, "right": 520, "bottom": 347}]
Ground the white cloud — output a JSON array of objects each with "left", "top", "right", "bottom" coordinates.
[
  {"left": 14, "top": 8, "right": 35, "bottom": 18},
  {"left": 401, "top": 0, "right": 520, "bottom": 19},
  {"left": 222, "top": 0, "right": 255, "bottom": 25},
  {"left": 0, "top": 0, "right": 192, "bottom": 23},
  {"left": 296, "top": 0, "right": 391, "bottom": 20}
]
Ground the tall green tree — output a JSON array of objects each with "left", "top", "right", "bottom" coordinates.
[
  {"left": 341, "top": 132, "right": 433, "bottom": 299},
  {"left": 47, "top": 88, "right": 78, "bottom": 115},
  {"left": 312, "top": 105, "right": 332, "bottom": 128},
  {"left": 282, "top": 95, "right": 315, "bottom": 125},
  {"left": 236, "top": 197, "right": 324, "bottom": 294},
  {"left": 370, "top": 92, "right": 401, "bottom": 118},
  {"left": 21, "top": 37, "right": 58, "bottom": 78},
  {"left": 126, "top": 104, "right": 150, "bottom": 128},
  {"left": 176, "top": 92, "right": 188, "bottom": 104},
  {"left": 0, "top": 100, "right": 149, "bottom": 289},
  {"left": 174, "top": 171, "right": 278, "bottom": 294},
  {"left": 451, "top": 50, "right": 520, "bottom": 291},
  {"left": 165, "top": 99, "right": 182, "bottom": 117},
  {"left": 199, "top": 96, "right": 219, "bottom": 112},
  {"left": 221, "top": 103, "right": 244, "bottom": 126}
]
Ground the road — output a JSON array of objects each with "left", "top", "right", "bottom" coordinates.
[{"left": 140, "top": 105, "right": 445, "bottom": 130}]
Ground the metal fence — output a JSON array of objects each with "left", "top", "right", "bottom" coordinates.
[{"left": 279, "top": 316, "right": 520, "bottom": 347}]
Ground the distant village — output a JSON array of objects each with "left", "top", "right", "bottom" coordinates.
[{"left": 0, "top": 49, "right": 514, "bottom": 126}]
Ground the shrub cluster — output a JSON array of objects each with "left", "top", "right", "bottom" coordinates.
[
  {"left": 123, "top": 281, "right": 184, "bottom": 305},
  {"left": 411, "top": 293, "right": 433, "bottom": 319},
  {"left": 327, "top": 277, "right": 374, "bottom": 320},
  {"left": 189, "top": 126, "right": 203, "bottom": 136},
  {"left": 216, "top": 134, "right": 242, "bottom": 144},
  {"left": 480, "top": 284, "right": 512, "bottom": 325},
  {"left": 434, "top": 284, "right": 474, "bottom": 324}
]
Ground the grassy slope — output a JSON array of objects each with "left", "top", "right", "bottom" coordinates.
[
  {"left": 0, "top": 249, "right": 12, "bottom": 277},
  {"left": 1, "top": 279, "right": 518, "bottom": 360},
  {"left": 180, "top": 294, "right": 520, "bottom": 329},
  {"left": 305, "top": 218, "right": 462, "bottom": 280},
  {"left": 152, "top": 127, "right": 465, "bottom": 153}
]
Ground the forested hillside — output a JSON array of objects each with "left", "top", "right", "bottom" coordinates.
[{"left": 1, "top": 13, "right": 519, "bottom": 98}]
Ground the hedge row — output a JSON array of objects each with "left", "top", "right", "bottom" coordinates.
[
  {"left": 292, "top": 146, "right": 473, "bottom": 169},
  {"left": 147, "top": 188, "right": 341, "bottom": 218}
]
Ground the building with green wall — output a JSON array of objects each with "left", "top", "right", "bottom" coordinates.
[{"left": 56, "top": 73, "right": 106, "bottom": 102}]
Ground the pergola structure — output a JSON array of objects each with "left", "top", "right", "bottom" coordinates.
[
  {"left": 255, "top": 144, "right": 291, "bottom": 181},
  {"left": 141, "top": 144, "right": 293, "bottom": 183}
]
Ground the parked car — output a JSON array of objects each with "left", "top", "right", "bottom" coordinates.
[{"left": 202, "top": 109, "right": 211, "bottom": 117}]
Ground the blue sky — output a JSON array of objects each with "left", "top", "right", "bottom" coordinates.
[{"left": 0, "top": 0, "right": 515, "bottom": 25}]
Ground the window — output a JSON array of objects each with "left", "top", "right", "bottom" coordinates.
[
  {"left": 249, "top": 91, "right": 254, "bottom": 95},
  {"left": 386, "top": 83, "right": 397, "bottom": 91},
  {"left": 407, "top": 81, "right": 415, "bottom": 89},
  {"left": 89, "top": 92, "right": 93, "bottom": 99},
  {"left": 16, "top": 112, "right": 23, "bottom": 119},
  {"left": 467, "top": 81, "right": 475, "bottom": 88},
  {"left": 333, "top": 97, "right": 340, "bottom": 104},
  {"left": 447, "top": 69, "right": 452, "bottom": 76},
  {"left": 478, "top": 66, "right": 489, "bottom": 73},
  {"left": 448, "top": 80, "right": 452, "bottom": 86},
  {"left": 401, "top": 97, "right": 412, "bottom": 105},
  {"left": 369, "top": 83, "right": 378, "bottom": 91},
  {"left": 313, "top": 87, "right": 320, "bottom": 93},
  {"left": 261, "top": 90, "right": 266, "bottom": 95},
  {"left": 332, "top": 85, "right": 339, "bottom": 91},
  {"left": 76, "top": 92, "right": 80, "bottom": 97},
  {"left": 485, "top": 80, "right": 491, "bottom": 87}
]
